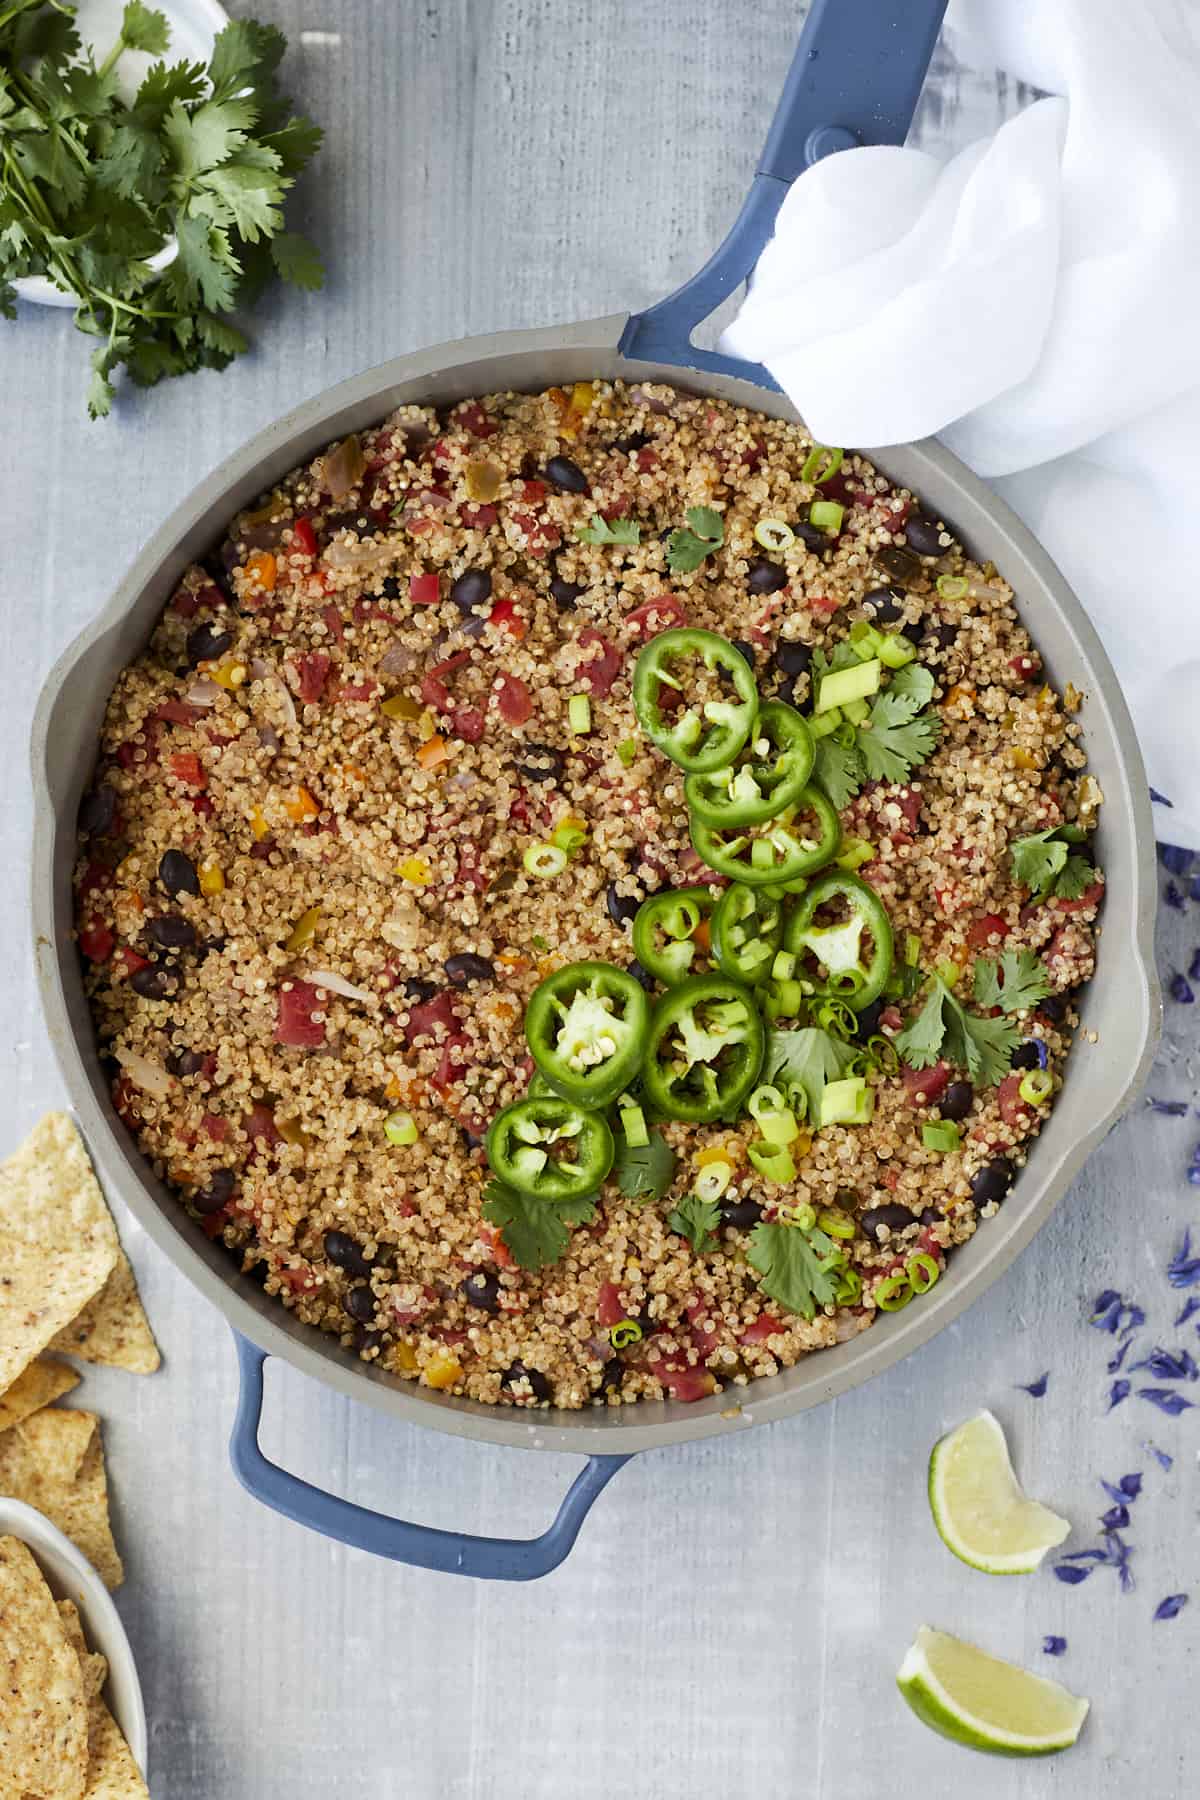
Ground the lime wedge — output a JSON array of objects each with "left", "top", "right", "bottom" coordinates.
[
  {"left": 897, "top": 1626, "right": 1089, "bottom": 1756},
  {"left": 928, "top": 1410, "right": 1069, "bottom": 1573}
]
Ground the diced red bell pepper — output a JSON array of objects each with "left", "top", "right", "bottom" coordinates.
[
  {"left": 456, "top": 856, "right": 489, "bottom": 892},
  {"left": 431, "top": 1032, "right": 470, "bottom": 1091},
  {"left": 740, "top": 1313, "right": 785, "bottom": 1346},
  {"left": 454, "top": 401, "right": 497, "bottom": 438},
  {"left": 625, "top": 595, "right": 687, "bottom": 640},
  {"left": 201, "top": 1112, "right": 229, "bottom": 1142},
  {"left": 292, "top": 516, "right": 318, "bottom": 558},
  {"left": 488, "top": 598, "right": 525, "bottom": 638},
  {"left": 520, "top": 479, "right": 547, "bottom": 503},
  {"left": 577, "top": 629, "right": 622, "bottom": 697},
  {"left": 597, "top": 1282, "right": 627, "bottom": 1328},
  {"left": 244, "top": 1103, "right": 284, "bottom": 1148},
  {"left": 902, "top": 1061, "right": 951, "bottom": 1105},
  {"left": 79, "top": 920, "right": 114, "bottom": 963},
  {"left": 296, "top": 651, "right": 331, "bottom": 703},
  {"left": 190, "top": 793, "right": 215, "bottom": 818},
  {"left": 677, "top": 846, "right": 730, "bottom": 888},
  {"left": 967, "top": 912, "right": 1010, "bottom": 950},
  {"left": 172, "top": 587, "right": 200, "bottom": 619},
  {"left": 199, "top": 1210, "right": 228, "bottom": 1238},
  {"left": 410, "top": 572, "right": 441, "bottom": 606},
  {"left": 452, "top": 706, "right": 485, "bottom": 744},
  {"left": 169, "top": 752, "right": 207, "bottom": 790},
  {"left": 78, "top": 861, "right": 113, "bottom": 902},
  {"left": 460, "top": 503, "right": 499, "bottom": 530},
  {"left": 334, "top": 681, "right": 381, "bottom": 703},
  {"left": 118, "top": 947, "right": 151, "bottom": 978},
  {"left": 403, "top": 990, "right": 461, "bottom": 1048},
  {"left": 116, "top": 723, "right": 159, "bottom": 769},
  {"left": 509, "top": 512, "right": 560, "bottom": 557},
  {"left": 420, "top": 649, "right": 471, "bottom": 713},
  {"left": 493, "top": 673, "right": 533, "bottom": 725},
  {"left": 809, "top": 594, "right": 843, "bottom": 617},
  {"left": 635, "top": 447, "right": 658, "bottom": 473},
  {"left": 997, "top": 1073, "right": 1034, "bottom": 1129},
  {"left": 321, "top": 602, "right": 345, "bottom": 642},
  {"left": 274, "top": 980, "right": 326, "bottom": 1048}
]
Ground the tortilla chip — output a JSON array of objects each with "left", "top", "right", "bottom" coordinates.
[
  {"left": 0, "top": 1355, "right": 80, "bottom": 1432},
  {"left": 0, "top": 1534, "right": 88, "bottom": 1800},
  {"left": 50, "top": 1252, "right": 160, "bottom": 1376},
  {"left": 82, "top": 1693, "right": 150, "bottom": 1799},
  {"left": 56, "top": 1598, "right": 108, "bottom": 1702},
  {"left": 0, "top": 1114, "right": 120, "bottom": 1392},
  {"left": 0, "top": 1410, "right": 124, "bottom": 1589}
]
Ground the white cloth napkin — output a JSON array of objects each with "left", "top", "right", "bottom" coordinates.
[{"left": 723, "top": 0, "right": 1200, "bottom": 845}]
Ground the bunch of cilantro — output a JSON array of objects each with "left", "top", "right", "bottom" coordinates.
[{"left": 0, "top": 1, "right": 323, "bottom": 415}]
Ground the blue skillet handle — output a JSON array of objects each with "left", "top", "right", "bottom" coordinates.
[
  {"left": 620, "top": 0, "right": 948, "bottom": 382},
  {"left": 229, "top": 1334, "right": 631, "bottom": 1580}
]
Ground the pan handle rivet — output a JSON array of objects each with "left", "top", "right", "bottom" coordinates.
[{"left": 804, "top": 124, "right": 859, "bottom": 166}]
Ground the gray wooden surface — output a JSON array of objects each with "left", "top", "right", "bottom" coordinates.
[{"left": 1, "top": 5, "right": 1196, "bottom": 1795}]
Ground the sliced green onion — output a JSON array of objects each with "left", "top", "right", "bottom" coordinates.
[
  {"left": 1018, "top": 1068, "right": 1055, "bottom": 1106},
  {"left": 817, "top": 1206, "right": 856, "bottom": 1241},
  {"left": 865, "top": 1033, "right": 899, "bottom": 1073},
  {"left": 835, "top": 837, "right": 875, "bottom": 871},
  {"left": 568, "top": 693, "right": 592, "bottom": 735},
  {"left": 530, "top": 934, "right": 549, "bottom": 952},
  {"left": 524, "top": 843, "right": 567, "bottom": 877},
  {"left": 874, "top": 1273, "right": 913, "bottom": 1312},
  {"left": 841, "top": 697, "right": 870, "bottom": 726},
  {"left": 551, "top": 820, "right": 588, "bottom": 854},
  {"left": 809, "top": 498, "right": 844, "bottom": 536},
  {"left": 754, "top": 517, "right": 795, "bottom": 551},
  {"left": 905, "top": 932, "right": 921, "bottom": 966},
  {"left": 748, "top": 1086, "right": 799, "bottom": 1145},
  {"left": 801, "top": 444, "right": 844, "bottom": 485},
  {"left": 762, "top": 977, "right": 805, "bottom": 1021},
  {"left": 819, "top": 1077, "right": 874, "bottom": 1128},
  {"left": 609, "top": 1319, "right": 643, "bottom": 1350},
  {"left": 834, "top": 1265, "right": 862, "bottom": 1304},
  {"left": 937, "top": 574, "right": 969, "bottom": 601},
  {"left": 815, "top": 998, "right": 859, "bottom": 1042},
  {"left": 777, "top": 1200, "right": 816, "bottom": 1230},
  {"left": 906, "top": 1251, "right": 941, "bottom": 1294},
  {"left": 695, "top": 1159, "right": 733, "bottom": 1203},
  {"left": 619, "top": 1100, "right": 649, "bottom": 1148},
  {"left": 771, "top": 949, "right": 797, "bottom": 981},
  {"left": 616, "top": 737, "right": 638, "bottom": 767},
  {"left": 815, "top": 659, "right": 881, "bottom": 714},
  {"left": 922, "top": 1120, "right": 962, "bottom": 1153},
  {"left": 878, "top": 632, "right": 917, "bottom": 669},
  {"left": 747, "top": 1140, "right": 797, "bottom": 1183},
  {"left": 808, "top": 707, "right": 842, "bottom": 740},
  {"left": 384, "top": 1110, "right": 419, "bottom": 1146}
]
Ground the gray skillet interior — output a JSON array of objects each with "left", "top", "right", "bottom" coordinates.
[{"left": 31, "top": 315, "right": 1161, "bottom": 1456}]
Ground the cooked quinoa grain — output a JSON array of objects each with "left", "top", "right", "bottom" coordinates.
[{"left": 73, "top": 382, "right": 1103, "bottom": 1409}]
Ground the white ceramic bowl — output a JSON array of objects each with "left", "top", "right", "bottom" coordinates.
[
  {"left": 0, "top": 1496, "right": 148, "bottom": 1776},
  {"left": 15, "top": 0, "right": 229, "bottom": 308}
]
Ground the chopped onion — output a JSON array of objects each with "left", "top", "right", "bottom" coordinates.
[
  {"left": 115, "top": 1046, "right": 174, "bottom": 1098},
  {"left": 307, "top": 969, "right": 375, "bottom": 1003},
  {"left": 183, "top": 676, "right": 221, "bottom": 707},
  {"left": 448, "top": 771, "right": 478, "bottom": 792},
  {"left": 258, "top": 725, "right": 280, "bottom": 754},
  {"left": 379, "top": 642, "right": 416, "bottom": 676},
  {"left": 248, "top": 657, "right": 273, "bottom": 680},
  {"left": 321, "top": 434, "right": 366, "bottom": 500},
  {"left": 968, "top": 581, "right": 1009, "bottom": 602},
  {"left": 271, "top": 676, "right": 298, "bottom": 733},
  {"left": 630, "top": 385, "right": 671, "bottom": 415}
]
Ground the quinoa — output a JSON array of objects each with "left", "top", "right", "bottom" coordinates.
[{"left": 71, "top": 381, "right": 1104, "bottom": 1410}]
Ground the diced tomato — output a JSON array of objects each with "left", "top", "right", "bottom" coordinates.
[
  {"left": 488, "top": 598, "right": 525, "bottom": 638},
  {"left": 901, "top": 1061, "right": 951, "bottom": 1105},
  {"left": 809, "top": 593, "right": 843, "bottom": 617},
  {"left": 111, "top": 1074, "right": 142, "bottom": 1125},
  {"left": 403, "top": 990, "right": 461, "bottom": 1048},
  {"left": 509, "top": 512, "right": 559, "bottom": 557},
  {"left": 685, "top": 1301, "right": 720, "bottom": 1357},
  {"left": 334, "top": 681, "right": 380, "bottom": 703},
  {"left": 1052, "top": 879, "right": 1104, "bottom": 915},
  {"left": 741, "top": 437, "right": 767, "bottom": 472},
  {"left": 296, "top": 651, "right": 331, "bottom": 703},
  {"left": 577, "top": 630, "right": 622, "bottom": 697},
  {"left": 998, "top": 1073, "right": 1034, "bottom": 1129},
  {"left": 635, "top": 447, "right": 658, "bottom": 473},
  {"left": 321, "top": 602, "right": 345, "bottom": 642},
  {"left": 292, "top": 516, "right": 318, "bottom": 558},
  {"left": 452, "top": 706, "right": 485, "bottom": 744},
  {"left": 456, "top": 857, "right": 489, "bottom": 892},
  {"left": 410, "top": 572, "right": 441, "bottom": 606},
  {"left": 201, "top": 1112, "right": 229, "bottom": 1142},
  {"left": 481, "top": 1223, "right": 513, "bottom": 1269},
  {"left": 169, "top": 752, "right": 206, "bottom": 790},
  {"left": 172, "top": 587, "right": 200, "bottom": 619},
  {"left": 881, "top": 1167, "right": 900, "bottom": 1190},
  {"left": 454, "top": 401, "right": 497, "bottom": 439},
  {"left": 740, "top": 1313, "right": 785, "bottom": 1346},
  {"left": 199, "top": 1210, "right": 228, "bottom": 1238},
  {"left": 493, "top": 673, "right": 532, "bottom": 725},
  {"left": 879, "top": 785, "right": 921, "bottom": 836},
  {"left": 407, "top": 516, "right": 436, "bottom": 536},
  {"left": 274, "top": 980, "right": 326, "bottom": 1048},
  {"left": 647, "top": 1355, "right": 716, "bottom": 1403},
  {"left": 875, "top": 494, "right": 914, "bottom": 533},
  {"left": 1009, "top": 652, "right": 1041, "bottom": 681},
  {"left": 430, "top": 440, "right": 452, "bottom": 469},
  {"left": 420, "top": 648, "right": 471, "bottom": 712},
  {"left": 154, "top": 698, "right": 203, "bottom": 726},
  {"left": 597, "top": 1282, "right": 626, "bottom": 1328},
  {"left": 276, "top": 1262, "right": 319, "bottom": 1294},
  {"left": 677, "top": 846, "right": 729, "bottom": 887},
  {"left": 79, "top": 920, "right": 114, "bottom": 963},
  {"left": 116, "top": 723, "right": 159, "bottom": 769},
  {"left": 625, "top": 595, "right": 687, "bottom": 640},
  {"left": 78, "top": 861, "right": 112, "bottom": 902},
  {"left": 244, "top": 1103, "right": 284, "bottom": 1149},
  {"left": 460, "top": 504, "right": 499, "bottom": 530},
  {"left": 880, "top": 1005, "right": 903, "bottom": 1031},
  {"left": 431, "top": 1032, "right": 470, "bottom": 1091},
  {"left": 190, "top": 793, "right": 215, "bottom": 818},
  {"left": 967, "top": 913, "right": 1009, "bottom": 950},
  {"left": 118, "top": 947, "right": 151, "bottom": 978},
  {"left": 520, "top": 479, "right": 547, "bottom": 503}
]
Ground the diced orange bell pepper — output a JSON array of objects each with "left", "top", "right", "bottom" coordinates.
[
  {"left": 246, "top": 551, "right": 277, "bottom": 591},
  {"left": 416, "top": 734, "right": 450, "bottom": 771},
  {"left": 285, "top": 786, "right": 320, "bottom": 821}
]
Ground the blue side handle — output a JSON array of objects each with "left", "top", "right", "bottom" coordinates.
[
  {"left": 229, "top": 1334, "right": 631, "bottom": 1580},
  {"left": 620, "top": 0, "right": 948, "bottom": 381}
]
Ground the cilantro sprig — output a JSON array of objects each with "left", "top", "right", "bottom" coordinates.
[
  {"left": 666, "top": 505, "right": 724, "bottom": 573},
  {"left": 613, "top": 1128, "right": 675, "bottom": 1202},
  {"left": 895, "top": 976, "right": 1018, "bottom": 1088},
  {"left": 811, "top": 651, "right": 941, "bottom": 807},
  {"left": 972, "top": 948, "right": 1052, "bottom": 1015},
  {"left": 1, "top": 4, "right": 324, "bottom": 415},
  {"left": 577, "top": 513, "right": 640, "bottom": 546},
  {"left": 747, "top": 1220, "right": 844, "bottom": 1320},
  {"left": 763, "top": 1027, "right": 857, "bottom": 1130},
  {"left": 1010, "top": 825, "right": 1093, "bottom": 900},
  {"left": 481, "top": 1179, "right": 596, "bottom": 1271},
  {"left": 667, "top": 1193, "right": 720, "bottom": 1254}
]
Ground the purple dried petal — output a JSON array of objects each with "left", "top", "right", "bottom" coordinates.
[
  {"left": 1101, "top": 1504, "right": 1130, "bottom": 1530},
  {"left": 1108, "top": 1379, "right": 1131, "bottom": 1409},
  {"left": 1042, "top": 1636, "right": 1067, "bottom": 1656},
  {"left": 1188, "top": 1167, "right": 1200, "bottom": 1188},
  {"left": 1019, "top": 1371, "right": 1050, "bottom": 1398},
  {"left": 1146, "top": 1097, "right": 1189, "bottom": 1116},
  {"left": 1151, "top": 788, "right": 1175, "bottom": 807},
  {"left": 1058, "top": 1548, "right": 1109, "bottom": 1564},
  {"left": 1169, "top": 971, "right": 1196, "bottom": 1003},
  {"left": 1192, "top": 872, "right": 1200, "bottom": 901},
  {"left": 1175, "top": 1298, "right": 1200, "bottom": 1327},
  {"left": 1138, "top": 1387, "right": 1195, "bottom": 1415},
  {"left": 1107, "top": 1337, "right": 1134, "bottom": 1374},
  {"left": 1160, "top": 844, "right": 1195, "bottom": 875},
  {"left": 1054, "top": 1564, "right": 1092, "bottom": 1585},
  {"left": 1190, "top": 948, "right": 1200, "bottom": 983},
  {"left": 1154, "top": 1593, "right": 1188, "bottom": 1621},
  {"left": 1102, "top": 1531, "right": 1135, "bottom": 1591},
  {"left": 1168, "top": 1232, "right": 1200, "bottom": 1288},
  {"left": 1166, "top": 882, "right": 1187, "bottom": 913},
  {"left": 1090, "top": 1290, "right": 1122, "bottom": 1330},
  {"left": 1119, "top": 1472, "right": 1143, "bottom": 1499},
  {"left": 1144, "top": 1442, "right": 1174, "bottom": 1470},
  {"left": 1130, "top": 1347, "right": 1200, "bottom": 1381},
  {"left": 1101, "top": 1479, "right": 1130, "bottom": 1506}
]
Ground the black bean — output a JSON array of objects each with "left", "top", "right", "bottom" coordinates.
[
  {"left": 1010, "top": 1043, "right": 1043, "bottom": 1071},
  {"left": 79, "top": 785, "right": 117, "bottom": 836},
  {"left": 545, "top": 455, "right": 589, "bottom": 494},
  {"left": 450, "top": 568, "right": 492, "bottom": 613},
  {"left": 905, "top": 516, "right": 947, "bottom": 557},
  {"left": 444, "top": 953, "right": 495, "bottom": 987},
  {"left": 462, "top": 1270, "right": 501, "bottom": 1313},
  {"left": 860, "top": 1204, "right": 917, "bottom": 1242},
  {"left": 731, "top": 639, "right": 757, "bottom": 668},
  {"left": 194, "top": 1169, "right": 234, "bottom": 1215},
  {"left": 598, "top": 1357, "right": 625, "bottom": 1394},
  {"left": 747, "top": 558, "right": 788, "bottom": 595},
  {"left": 607, "top": 883, "right": 641, "bottom": 931},
  {"left": 719, "top": 1198, "right": 763, "bottom": 1229},
  {"left": 549, "top": 573, "right": 584, "bottom": 610},
  {"left": 158, "top": 849, "right": 199, "bottom": 897},
  {"left": 354, "top": 1326, "right": 384, "bottom": 1354},
  {"left": 773, "top": 640, "right": 812, "bottom": 678},
  {"left": 774, "top": 674, "right": 799, "bottom": 708},
  {"left": 628, "top": 959, "right": 655, "bottom": 992},
  {"left": 1038, "top": 992, "right": 1067, "bottom": 1023},
  {"left": 403, "top": 977, "right": 438, "bottom": 1004},
  {"left": 322, "top": 509, "right": 385, "bottom": 542},
  {"left": 971, "top": 1159, "right": 1015, "bottom": 1205},
  {"left": 614, "top": 432, "right": 650, "bottom": 454},
  {"left": 131, "top": 963, "right": 175, "bottom": 1001},
  {"left": 171, "top": 1048, "right": 210, "bottom": 1077},
  {"left": 863, "top": 586, "right": 906, "bottom": 624},
  {"left": 146, "top": 915, "right": 197, "bottom": 950},
  {"left": 241, "top": 1255, "right": 270, "bottom": 1288},
  {"left": 794, "top": 519, "right": 828, "bottom": 553},
  {"left": 501, "top": 1360, "right": 551, "bottom": 1402},
  {"left": 460, "top": 611, "right": 489, "bottom": 638},
  {"left": 324, "top": 1230, "right": 374, "bottom": 1279},
  {"left": 875, "top": 545, "right": 922, "bottom": 586},
  {"left": 920, "top": 1206, "right": 944, "bottom": 1227},
  {"left": 940, "top": 1080, "right": 974, "bottom": 1121},
  {"left": 344, "top": 1285, "right": 377, "bottom": 1324},
  {"left": 924, "top": 620, "right": 958, "bottom": 651},
  {"left": 186, "top": 623, "right": 233, "bottom": 667},
  {"left": 854, "top": 998, "right": 885, "bottom": 1040},
  {"left": 517, "top": 744, "right": 565, "bottom": 784},
  {"left": 379, "top": 575, "right": 401, "bottom": 600},
  {"left": 459, "top": 1123, "right": 485, "bottom": 1152}
]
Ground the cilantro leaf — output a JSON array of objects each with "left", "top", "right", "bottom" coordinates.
[
  {"left": 764, "top": 1027, "right": 857, "bottom": 1130},
  {"left": 1055, "top": 854, "right": 1094, "bottom": 900},
  {"left": 812, "top": 733, "right": 865, "bottom": 809},
  {"left": 119, "top": 2, "right": 170, "bottom": 56},
  {"left": 163, "top": 95, "right": 256, "bottom": 178},
  {"left": 613, "top": 1128, "right": 675, "bottom": 1202},
  {"left": 196, "top": 156, "right": 285, "bottom": 240},
  {"left": 667, "top": 1193, "right": 720, "bottom": 1254},
  {"left": 972, "top": 949, "right": 1052, "bottom": 1014},
  {"left": 1010, "top": 829, "right": 1068, "bottom": 896},
  {"left": 131, "top": 59, "right": 207, "bottom": 123},
  {"left": 896, "top": 976, "right": 1017, "bottom": 1087},
  {"left": 271, "top": 229, "right": 324, "bottom": 289},
  {"left": 263, "top": 116, "right": 326, "bottom": 176},
  {"left": 167, "top": 212, "right": 238, "bottom": 311},
  {"left": 888, "top": 661, "right": 936, "bottom": 710},
  {"left": 481, "top": 1179, "right": 596, "bottom": 1271},
  {"left": 857, "top": 686, "right": 941, "bottom": 784},
  {"left": 206, "top": 19, "right": 286, "bottom": 101},
  {"left": 577, "top": 513, "right": 640, "bottom": 546},
  {"left": 667, "top": 505, "right": 725, "bottom": 573},
  {"left": 747, "top": 1221, "right": 844, "bottom": 1320}
]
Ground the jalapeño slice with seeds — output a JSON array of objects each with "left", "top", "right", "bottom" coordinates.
[
  {"left": 524, "top": 961, "right": 650, "bottom": 1108},
  {"left": 689, "top": 783, "right": 841, "bottom": 886},
  {"left": 684, "top": 699, "right": 815, "bottom": 828},
  {"left": 632, "top": 628, "right": 758, "bottom": 774},
  {"left": 784, "top": 870, "right": 894, "bottom": 1011},
  {"left": 486, "top": 1096, "right": 614, "bottom": 1201},
  {"left": 631, "top": 886, "right": 716, "bottom": 986},
  {"left": 641, "top": 972, "right": 765, "bottom": 1123}
]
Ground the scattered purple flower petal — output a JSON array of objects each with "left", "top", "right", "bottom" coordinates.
[
  {"left": 1192, "top": 872, "right": 1200, "bottom": 901},
  {"left": 1144, "top": 1442, "right": 1173, "bottom": 1471},
  {"left": 1101, "top": 1479, "right": 1131, "bottom": 1506},
  {"left": 1107, "top": 1337, "right": 1134, "bottom": 1374},
  {"left": 1154, "top": 1593, "right": 1188, "bottom": 1621},
  {"left": 1042, "top": 1636, "right": 1067, "bottom": 1656},
  {"left": 1058, "top": 1548, "right": 1110, "bottom": 1564},
  {"left": 1138, "top": 1387, "right": 1195, "bottom": 1416},
  {"left": 1019, "top": 1371, "right": 1050, "bottom": 1398},
  {"left": 1119, "top": 1473, "right": 1143, "bottom": 1499},
  {"left": 1130, "top": 1347, "right": 1200, "bottom": 1381},
  {"left": 1166, "top": 882, "right": 1187, "bottom": 913},
  {"left": 1160, "top": 844, "right": 1195, "bottom": 875},
  {"left": 1146, "top": 1097, "right": 1189, "bottom": 1116},
  {"left": 1151, "top": 789, "right": 1175, "bottom": 807},
  {"left": 1169, "top": 971, "right": 1196, "bottom": 1003},
  {"left": 1108, "top": 1379, "right": 1131, "bottom": 1409},
  {"left": 1187, "top": 1167, "right": 1200, "bottom": 1188},
  {"left": 1174, "top": 1298, "right": 1200, "bottom": 1327},
  {"left": 1104, "top": 1532, "right": 1136, "bottom": 1592},
  {"left": 1190, "top": 947, "right": 1200, "bottom": 983},
  {"left": 1054, "top": 1564, "right": 1092, "bottom": 1585},
  {"left": 1101, "top": 1504, "right": 1130, "bottom": 1530},
  {"left": 1090, "top": 1290, "right": 1145, "bottom": 1334},
  {"left": 1168, "top": 1233, "right": 1200, "bottom": 1288}
]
